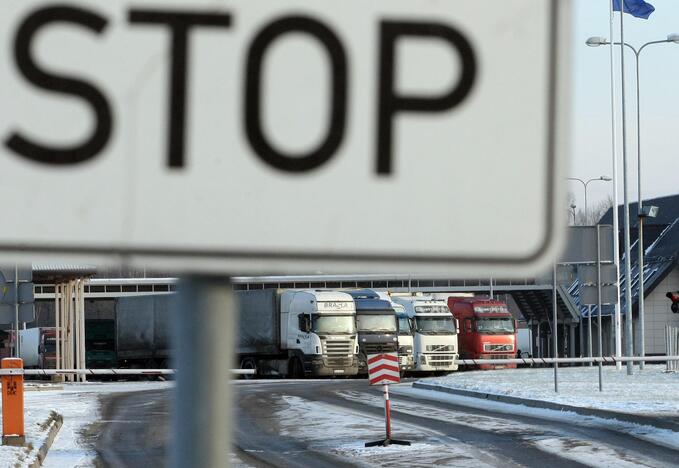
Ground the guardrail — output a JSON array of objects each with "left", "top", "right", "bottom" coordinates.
[{"left": 0, "top": 368, "right": 254, "bottom": 376}]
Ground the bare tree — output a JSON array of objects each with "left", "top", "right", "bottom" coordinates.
[
  {"left": 590, "top": 195, "right": 614, "bottom": 225},
  {"left": 566, "top": 192, "right": 612, "bottom": 226}
]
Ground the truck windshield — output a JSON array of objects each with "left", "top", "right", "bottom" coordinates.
[
  {"left": 476, "top": 318, "right": 515, "bottom": 334},
  {"left": 414, "top": 316, "right": 456, "bottom": 335},
  {"left": 397, "top": 316, "right": 411, "bottom": 334},
  {"left": 356, "top": 314, "right": 397, "bottom": 332},
  {"left": 312, "top": 315, "right": 356, "bottom": 334}
]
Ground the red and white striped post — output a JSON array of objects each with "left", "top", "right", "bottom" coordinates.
[{"left": 365, "top": 352, "right": 410, "bottom": 447}]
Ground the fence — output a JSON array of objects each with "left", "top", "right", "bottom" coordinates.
[{"left": 666, "top": 326, "right": 679, "bottom": 372}]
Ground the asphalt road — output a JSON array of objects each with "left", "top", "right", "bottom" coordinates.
[{"left": 92, "top": 379, "right": 679, "bottom": 467}]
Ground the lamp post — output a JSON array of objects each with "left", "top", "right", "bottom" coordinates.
[
  {"left": 567, "top": 176, "right": 612, "bottom": 225},
  {"left": 586, "top": 34, "right": 677, "bottom": 370}
]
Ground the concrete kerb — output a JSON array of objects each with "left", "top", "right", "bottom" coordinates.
[
  {"left": 29, "top": 411, "right": 63, "bottom": 468},
  {"left": 413, "top": 381, "right": 679, "bottom": 432}
]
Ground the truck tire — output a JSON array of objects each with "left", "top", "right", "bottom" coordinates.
[
  {"left": 289, "top": 358, "right": 304, "bottom": 379},
  {"left": 241, "top": 358, "right": 257, "bottom": 380}
]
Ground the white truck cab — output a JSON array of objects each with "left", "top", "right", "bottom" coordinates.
[
  {"left": 392, "top": 295, "right": 458, "bottom": 373},
  {"left": 281, "top": 290, "right": 359, "bottom": 377}
]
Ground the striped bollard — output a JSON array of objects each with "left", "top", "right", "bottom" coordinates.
[{"left": 365, "top": 352, "right": 410, "bottom": 447}]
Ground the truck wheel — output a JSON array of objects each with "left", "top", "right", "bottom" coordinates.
[
  {"left": 289, "top": 358, "right": 304, "bottom": 379},
  {"left": 241, "top": 358, "right": 257, "bottom": 380}
]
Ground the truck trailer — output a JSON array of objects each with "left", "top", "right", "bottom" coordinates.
[
  {"left": 448, "top": 296, "right": 517, "bottom": 369},
  {"left": 115, "top": 295, "right": 172, "bottom": 368},
  {"left": 236, "top": 289, "right": 359, "bottom": 378}
]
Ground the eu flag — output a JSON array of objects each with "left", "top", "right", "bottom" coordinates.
[{"left": 613, "top": 0, "right": 655, "bottom": 19}]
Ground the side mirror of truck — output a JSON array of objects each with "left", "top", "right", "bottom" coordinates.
[
  {"left": 514, "top": 319, "right": 518, "bottom": 333},
  {"left": 464, "top": 318, "right": 472, "bottom": 333},
  {"left": 298, "top": 314, "right": 311, "bottom": 333}
]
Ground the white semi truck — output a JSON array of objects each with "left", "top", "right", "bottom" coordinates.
[
  {"left": 392, "top": 295, "right": 459, "bottom": 373},
  {"left": 236, "top": 289, "right": 359, "bottom": 378}
]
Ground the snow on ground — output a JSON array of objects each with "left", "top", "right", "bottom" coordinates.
[
  {"left": 391, "top": 385, "right": 679, "bottom": 452},
  {"left": 337, "top": 389, "right": 669, "bottom": 467},
  {"left": 0, "top": 381, "right": 171, "bottom": 467},
  {"left": 423, "top": 364, "right": 679, "bottom": 416},
  {"left": 274, "top": 394, "right": 499, "bottom": 467}
]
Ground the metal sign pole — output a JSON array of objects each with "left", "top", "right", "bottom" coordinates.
[
  {"left": 384, "top": 384, "right": 391, "bottom": 440},
  {"left": 597, "top": 225, "right": 603, "bottom": 392},
  {"left": 170, "top": 277, "right": 234, "bottom": 468},
  {"left": 553, "top": 263, "right": 558, "bottom": 392}
]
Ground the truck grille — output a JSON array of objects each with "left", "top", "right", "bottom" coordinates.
[
  {"left": 426, "top": 354, "right": 456, "bottom": 366},
  {"left": 323, "top": 340, "right": 353, "bottom": 357},
  {"left": 486, "top": 354, "right": 513, "bottom": 360},
  {"left": 484, "top": 344, "right": 514, "bottom": 352}
]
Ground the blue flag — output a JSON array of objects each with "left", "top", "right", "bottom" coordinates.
[{"left": 613, "top": 0, "right": 655, "bottom": 19}]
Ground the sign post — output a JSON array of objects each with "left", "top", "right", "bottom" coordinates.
[{"left": 365, "top": 352, "right": 410, "bottom": 447}]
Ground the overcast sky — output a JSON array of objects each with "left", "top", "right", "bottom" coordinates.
[{"left": 570, "top": 0, "right": 679, "bottom": 211}]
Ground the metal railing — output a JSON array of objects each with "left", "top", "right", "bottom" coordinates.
[
  {"left": 0, "top": 368, "right": 254, "bottom": 376},
  {"left": 456, "top": 355, "right": 679, "bottom": 366}
]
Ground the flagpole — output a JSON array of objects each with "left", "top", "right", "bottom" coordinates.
[
  {"left": 618, "top": 2, "right": 635, "bottom": 376},
  {"left": 609, "top": 0, "right": 622, "bottom": 370}
]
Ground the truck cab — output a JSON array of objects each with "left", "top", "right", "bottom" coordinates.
[
  {"left": 282, "top": 290, "right": 359, "bottom": 377},
  {"left": 376, "top": 292, "right": 414, "bottom": 373},
  {"left": 347, "top": 290, "right": 398, "bottom": 375},
  {"left": 392, "top": 296, "right": 458, "bottom": 373},
  {"left": 448, "top": 296, "right": 517, "bottom": 369}
]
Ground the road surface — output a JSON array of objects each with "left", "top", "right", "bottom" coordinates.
[{"left": 92, "top": 379, "right": 679, "bottom": 467}]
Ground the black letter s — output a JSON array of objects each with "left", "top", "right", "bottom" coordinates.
[{"left": 5, "top": 6, "right": 112, "bottom": 165}]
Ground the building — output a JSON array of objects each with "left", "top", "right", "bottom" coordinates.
[{"left": 597, "top": 193, "right": 679, "bottom": 355}]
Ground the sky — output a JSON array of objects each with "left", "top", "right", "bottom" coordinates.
[{"left": 570, "top": 0, "right": 679, "bottom": 213}]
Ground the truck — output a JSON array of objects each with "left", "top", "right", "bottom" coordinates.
[
  {"left": 391, "top": 295, "right": 459, "bottom": 373},
  {"left": 346, "top": 290, "right": 398, "bottom": 375},
  {"left": 18, "top": 327, "right": 56, "bottom": 369},
  {"left": 376, "top": 292, "right": 414, "bottom": 373},
  {"left": 447, "top": 296, "right": 517, "bottom": 369},
  {"left": 236, "top": 289, "right": 359, "bottom": 378}
]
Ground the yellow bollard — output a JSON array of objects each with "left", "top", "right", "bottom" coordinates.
[{"left": 1, "top": 358, "right": 25, "bottom": 446}]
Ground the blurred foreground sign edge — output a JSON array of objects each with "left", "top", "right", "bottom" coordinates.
[{"left": 0, "top": 0, "right": 570, "bottom": 276}]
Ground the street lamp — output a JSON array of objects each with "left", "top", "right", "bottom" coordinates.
[
  {"left": 567, "top": 176, "right": 612, "bottom": 225},
  {"left": 586, "top": 34, "right": 677, "bottom": 370}
]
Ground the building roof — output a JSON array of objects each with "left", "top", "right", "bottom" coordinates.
[{"left": 31, "top": 263, "right": 98, "bottom": 282}]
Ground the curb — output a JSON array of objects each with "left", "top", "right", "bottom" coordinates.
[
  {"left": 29, "top": 411, "right": 64, "bottom": 468},
  {"left": 412, "top": 382, "right": 679, "bottom": 432}
]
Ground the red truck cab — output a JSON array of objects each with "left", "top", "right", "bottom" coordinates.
[{"left": 448, "top": 296, "right": 517, "bottom": 369}]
